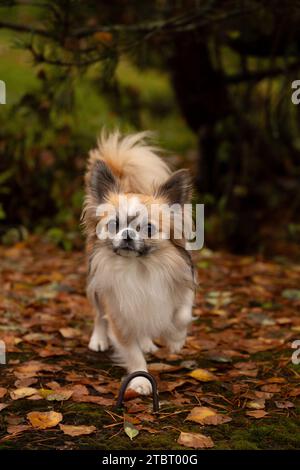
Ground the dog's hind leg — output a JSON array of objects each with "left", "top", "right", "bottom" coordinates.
[
  {"left": 165, "top": 289, "right": 194, "bottom": 353},
  {"left": 139, "top": 337, "right": 158, "bottom": 354},
  {"left": 88, "top": 290, "right": 109, "bottom": 352}
]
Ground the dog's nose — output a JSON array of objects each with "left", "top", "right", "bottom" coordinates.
[{"left": 122, "top": 229, "right": 137, "bottom": 241}]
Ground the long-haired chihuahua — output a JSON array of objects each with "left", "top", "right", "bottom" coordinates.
[{"left": 82, "top": 131, "right": 196, "bottom": 394}]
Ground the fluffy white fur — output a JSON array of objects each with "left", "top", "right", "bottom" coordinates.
[{"left": 85, "top": 131, "right": 195, "bottom": 395}]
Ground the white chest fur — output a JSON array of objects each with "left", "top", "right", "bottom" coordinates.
[{"left": 89, "top": 247, "right": 187, "bottom": 339}]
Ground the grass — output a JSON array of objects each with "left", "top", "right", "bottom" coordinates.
[{"left": 1, "top": 398, "right": 299, "bottom": 450}]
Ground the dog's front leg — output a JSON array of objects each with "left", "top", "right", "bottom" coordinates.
[
  {"left": 88, "top": 290, "right": 109, "bottom": 352},
  {"left": 111, "top": 336, "right": 152, "bottom": 395},
  {"left": 89, "top": 309, "right": 109, "bottom": 352}
]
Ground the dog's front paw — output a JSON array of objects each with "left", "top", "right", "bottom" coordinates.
[
  {"left": 88, "top": 333, "right": 109, "bottom": 352},
  {"left": 128, "top": 376, "right": 152, "bottom": 395}
]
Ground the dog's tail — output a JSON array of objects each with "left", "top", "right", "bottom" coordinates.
[{"left": 88, "top": 130, "right": 171, "bottom": 194}]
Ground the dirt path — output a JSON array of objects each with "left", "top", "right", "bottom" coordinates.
[{"left": 0, "top": 238, "right": 299, "bottom": 450}]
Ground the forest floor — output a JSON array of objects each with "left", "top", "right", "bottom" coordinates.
[{"left": 0, "top": 237, "right": 300, "bottom": 450}]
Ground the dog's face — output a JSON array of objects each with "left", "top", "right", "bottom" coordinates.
[
  {"left": 84, "top": 160, "right": 192, "bottom": 258},
  {"left": 99, "top": 193, "right": 160, "bottom": 258}
]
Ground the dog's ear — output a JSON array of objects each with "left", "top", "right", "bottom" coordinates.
[
  {"left": 156, "top": 169, "right": 192, "bottom": 205},
  {"left": 88, "top": 160, "right": 119, "bottom": 203}
]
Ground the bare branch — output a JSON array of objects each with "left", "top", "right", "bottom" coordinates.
[{"left": 0, "top": 20, "right": 52, "bottom": 37}]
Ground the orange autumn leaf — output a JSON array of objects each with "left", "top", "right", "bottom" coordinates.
[
  {"left": 27, "top": 411, "right": 63, "bottom": 429},
  {"left": 246, "top": 410, "right": 268, "bottom": 419},
  {"left": 59, "top": 424, "right": 96, "bottom": 436}
]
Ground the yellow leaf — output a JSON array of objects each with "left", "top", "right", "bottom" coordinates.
[
  {"left": 186, "top": 407, "right": 232, "bottom": 425},
  {"left": 38, "top": 388, "right": 54, "bottom": 399},
  {"left": 247, "top": 399, "right": 265, "bottom": 410},
  {"left": 187, "top": 406, "right": 215, "bottom": 422},
  {"left": 188, "top": 368, "right": 217, "bottom": 382},
  {"left": 27, "top": 411, "right": 63, "bottom": 429}
]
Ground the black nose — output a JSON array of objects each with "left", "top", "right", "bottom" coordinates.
[{"left": 122, "top": 229, "right": 136, "bottom": 241}]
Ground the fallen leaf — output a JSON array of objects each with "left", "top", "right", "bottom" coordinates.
[
  {"left": 275, "top": 401, "right": 294, "bottom": 409},
  {"left": 37, "top": 388, "right": 54, "bottom": 399},
  {"left": 282, "top": 289, "right": 300, "bottom": 300},
  {"left": 0, "top": 387, "right": 7, "bottom": 398},
  {"left": 186, "top": 406, "right": 215, "bottom": 423},
  {"left": 188, "top": 368, "right": 217, "bottom": 382},
  {"left": 124, "top": 388, "right": 140, "bottom": 401},
  {"left": 247, "top": 399, "right": 265, "bottom": 410},
  {"left": 276, "top": 317, "right": 291, "bottom": 325},
  {"left": 254, "top": 391, "right": 273, "bottom": 399},
  {"left": 206, "top": 291, "right": 232, "bottom": 307},
  {"left": 6, "top": 415, "right": 23, "bottom": 425},
  {"left": 234, "top": 361, "right": 257, "bottom": 370},
  {"left": 247, "top": 312, "right": 275, "bottom": 326},
  {"left": 71, "top": 384, "right": 89, "bottom": 399},
  {"left": 126, "top": 402, "right": 148, "bottom": 414},
  {"left": 14, "top": 361, "right": 62, "bottom": 379},
  {"left": 7, "top": 424, "right": 31, "bottom": 435},
  {"left": 141, "top": 426, "right": 158, "bottom": 434},
  {"left": 288, "top": 387, "right": 300, "bottom": 397},
  {"left": 59, "top": 424, "right": 96, "bottom": 436},
  {"left": 177, "top": 431, "right": 214, "bottom": 449},
  {"left": 92, "top": 385, "right": 112, "bottom": 394},
  {"left": 0, "top": 404, "right": 9, "bottom": 412},
  {"left": 59, "top": 327, "right": 81, "bottom": 339},
  {"left": 27, "top": 411, "right": 63, "bottom": 429},
  {"left": 164, "top": 379, "right": 192, "bottom": 392},
  {"left": 186, "top": 406, "right": 232, "bottom": 425},
  {"left": 72, "top": 394, "right": 114, "bottom": 406},
  {"left": 261, "top": 384, "right": 281, "bottom": 393},
  {"left": 14, "top": 378, "right": 38, "bottom": 388},
  {"left": 46, "top": 390, "right": 73, "bottom": 401},
  {"left": 265, "top": 377, "right": 286, "bottom": 384},
  {"left": 10, "top": 387, "right": 37, "bottom": 400},
  {"left": 124, "top": 421, "right": 139, "bottom": 440},
  {"left": 148, "top": 363, "right": 180, "bottom": 372},
  {"left": 246, "top": 410, "right": 268, "bottom": 419}
]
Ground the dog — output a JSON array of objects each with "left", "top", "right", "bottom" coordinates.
[{"left": 82, "top": 131, "right": 196, "bottom": 395}]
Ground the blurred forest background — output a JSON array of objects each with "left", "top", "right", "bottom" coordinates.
[{"left": 1, "top": 0, "right": 300, "bottom": 256}]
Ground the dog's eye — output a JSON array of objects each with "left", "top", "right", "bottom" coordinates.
[{"left": 107, "top": 218, "right": 119, "bottom": 234}]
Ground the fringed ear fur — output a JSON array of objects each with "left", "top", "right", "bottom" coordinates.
[
  {"left": 156, "top": 169, "right": 192, "bottom": 205},
  {"left": 88, "top": 159, "right": 119, "bottom": 202}
]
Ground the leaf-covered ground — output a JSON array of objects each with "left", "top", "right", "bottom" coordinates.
[{"left": 0, "top": 237, "right": 300, "bottom": 450}]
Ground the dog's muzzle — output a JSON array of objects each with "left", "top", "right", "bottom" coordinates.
[{"left": 113, "top": 228, "right": 147, "bottom": 257}]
